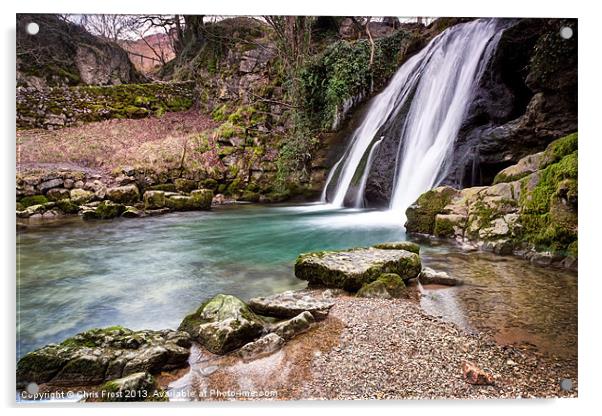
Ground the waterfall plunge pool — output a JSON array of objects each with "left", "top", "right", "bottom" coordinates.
[{"left": 16, "top": 203, "right": 577, "bottom": 360}]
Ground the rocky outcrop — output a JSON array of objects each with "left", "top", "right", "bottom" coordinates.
[
  {"left": 17, "top": 14, "right": 143, "bottom": 88},
  {"left": 295, "top": 247, "right": 421, "bottom": 291},
  {"left": 248, "top": 291, "right": 334, "bottom": 320},
  {"left": 178, "top": 294, "right": 265, "bottom": 355},
  {"left": 16, "top": 327, "right": 191, "bottom": 388},
  {"left": 444, "top": 18, "right": 577, "bottom": 187},
  {"left": 405, "top": 133, "right": 578, "bottom": 267}
]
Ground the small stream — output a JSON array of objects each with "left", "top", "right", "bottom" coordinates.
[{"left": 16, "top": 204, "right": 577, "bottom": 361}]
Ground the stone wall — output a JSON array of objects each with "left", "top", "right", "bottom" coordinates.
[{"left": 16, "top": 81, "right": 196, "bottom": 129}]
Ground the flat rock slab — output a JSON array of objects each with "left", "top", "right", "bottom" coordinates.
[
  {"left": 295, "top": 247, "right": 421, "bottom": 291},
  {"left": 249, "top": 291, "right": 334, "bottom": 320}
]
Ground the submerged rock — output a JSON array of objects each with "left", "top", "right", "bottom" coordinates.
[
  {"left": 248, "top": 291, "right": 334, "bottom": 320},
  {"left": 238, "top": 333, "right": 284, "bottom": 362},
  {"left": 178, "top": 294, "right": 264, "bottom": 354},
  {"left": 419, "top": 267, "right": 463, "bottom": 286},
  {"left": 295, "top": 247, "right": 421, "bottom": 291},
  {"left": 269, "top": 311, "right": 315, "bottom": 340},
  {"left": 16, "top": 327, "right": 191, "bottom": 387}
]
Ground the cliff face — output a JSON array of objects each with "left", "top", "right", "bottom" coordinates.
[
  {"left": 444, "top": 18, "right": 577, "bottom": 187},
  {"left": 17, "top": 14, "right": 144, "bottom": 88}
]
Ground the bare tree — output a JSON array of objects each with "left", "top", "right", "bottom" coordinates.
[{"left": 79, "top": 14, "right": 139, "bottom": 41}]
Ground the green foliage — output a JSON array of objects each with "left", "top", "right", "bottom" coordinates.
[{"left": 539, "top": 132, "right": 578, "bottom": 169}]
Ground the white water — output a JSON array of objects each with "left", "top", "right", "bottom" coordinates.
[{"left": 322, "top": 19, "right": 504, "bottom": 221}]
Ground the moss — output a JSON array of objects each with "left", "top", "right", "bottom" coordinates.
[
  {"left": 96, "top": 201, "right": 126, "bottom": 219},
  {"left": 539, "top": 132, "right": 578, "bottom": 169},
  {"left": 518, "top": 150, "right": 578, "bottom": 253},
  {"left": 216, "top": 122, "right": 243, "bottom": 139},
  {"left": 376, "top": 273, "right": 406, "bottom": 298},
  {"left": 493, "top": 170, "right": 531, "bottom": 185},
  {"left": 148, "top": 183, "right": 177, "bottom": 192},
  {"left": 434, "top": 217, "right": 455, "bottom": 237},
  {"left": 211, "top": 104, "right": 229, "bottom": 122},
  {"left": 240, "top": 190, "right": 260, "bottom": 202},
  {"left": 200, "top": 178, "right": 218, "bottom": 190},
  {"left": 56, "top": 199, "right": 80, "bottom": 214},
  {"left": 405, "top": 187, "right": 457, "bottom": 234},
  {"left": 19, "top": 195, "right": 49, "bottom": 208}
]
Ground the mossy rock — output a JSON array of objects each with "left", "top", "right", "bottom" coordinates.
[
  {"left": 539, "top": 132, "right": 578, "bottom": 169},
  {"left": 200, "top": 178, "right": 218, "bottom": 190},
  {"left": 69, "top": 189, "right": 94, "bottom": 204},
  {"left": 190, "top": 189, "right": 213, "bottom": 209},
  {"left": 295, "top": 247, "right": 421, "bottom": 291},
  {"left": 19, "top": 195, "right": 48, "bottom": 208},
  {"left": 174, "top": 178, "right": 198, "bottom": 193},
  {"left": 372, "top": 241, "right": 420, "bottom": 254},
  {"left": 143, "top": 190, "right": 166, "bottom": 210},
  {"left": 106, "top": 185, "right": 140, "bottom": 204},
  {"left": 148, "top": 183, "right": 177, "bottom": 192},
  {"left": 239, "top": 190, "right": 260, "bottom": 202},
  {"left": 356, "top": 280, "right": 391, "bottom": 299},
  {"left": 405, "top": 186, "right": 459, "bottom": 234},
  {"left": 96, "top": 201, "right": 126, "bottom": 219},
  {"left": 178, "top": 294, "right": 264, "bottom": 354},
  {"left": 56, "top": 199, "right": 80, "bottom": 214}
]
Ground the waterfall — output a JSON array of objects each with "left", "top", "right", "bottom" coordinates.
[{"left": 321, "top": 19, "right": 506, "bottom": 220}]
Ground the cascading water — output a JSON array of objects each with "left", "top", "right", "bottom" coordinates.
[{"left": 321, "top": 19, "right": 507, "bottom": 221}]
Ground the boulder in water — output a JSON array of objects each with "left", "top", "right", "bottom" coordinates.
[
  {"left": 295, "top": 247, "right": 421, "bottom": 291},
  {"left": 269, "top": 311, "right": 315, "bottom": 341},
  {"left": 238, "top": 333, "right": 285, "bottom": 362},
  {"left": 178, "top": 294, "right": 264, "bottom": 354},
  {"left": 419, "top": 267, "right": 463, "bottom": 286},
  {"left": 99, "top": 371, "right": 167, "bottom": 402},
  {"left": 373, "top": 241, "right": 420, "bottom": 254},
  {"left": 106, "top": 185, "right": 140, "bottom": 204}
]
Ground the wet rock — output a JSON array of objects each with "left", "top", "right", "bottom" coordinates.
[
  {"left": 270, "top": 311, "right": 315, "bottom": 341},
  {"left": 248, "top": 291, "right": 335, "bottom": 320},
  {"left": 178, "top": 294, "right": 264, "bottom": 355},
  {"left": 462, "top": 361, "right": 494, "bottom": 385},
  {"left": 493, "top": 152, "right": 543, "bottom": 184},
  {"left": 95, "top": 201, "right": 126, "bottom": 219},
  {"left": 99, "top": 371, "right": 165, "bottom": 402},
  {"left": 295, "top": 247, "right": 421, "bottom": 291},
  {"left": 106, "top": 184, "right": 140, "bottom": 204},
  {"left": 238, "top": 333, "right": 284, "bottom": 362},
  {"left": 373, "top": 241, "right": 420, "bottom": 254},
  {"left": 16, "top": 327, "right": 191, "bottom": 387},
  {"left": 405, "top": 186, "right": 460, "bottom": 234},
  {"left": 122, "top": 206, "right": 143, "bottom": 218},
  {"left": 143, "top": 190, "right": 166, "bottom": 210},
  {"left": 190, "top": 189, "right": 213, "bottom": 209},
  {"left": 419, "top": 267, "right": 463, "bottom": 286}
]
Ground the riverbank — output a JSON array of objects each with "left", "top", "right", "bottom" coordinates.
[{"left": 165, "top": 288, "right": 576, "bottom": 400}]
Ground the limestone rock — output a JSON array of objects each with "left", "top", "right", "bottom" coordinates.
[
  {"left": 16, "top": 327, "right": 191, "bottom": 387},
  {"left": 269, "top": 311, "right": 315, "bottom": 341},
  {"left": 174, "top": 178, "right": 198, "bottom": 193},
  {"left": 295, "top": 247, "right": 421, "bottom": 291},
  {"left": 99, "top": 371, "right": 165, "bottom": 402},
  {"left": 356, "top": 280, "right": 392, "bottom": 299},
  {"left": 357, "top": 273, "right": 406, "bottom": 299},
  {"left": 373, "top": 241, "right": 420, "bottom": 254},
  {"left": 143, "top": 190, "right": 165, "bottom": 210},
  {"left": 46, "top": 188, "right": 70, "bottom": 201},
  {"left": 70, "top": 188, "right": 94, "bottom": 204},
  {"left": 178, "top": 294, "right": 264, "bottom": 355},
  {"left": 238, "top": 333, "right": 284, "bottom": 362},
  {"left": 419, "top": 267, "right": 463, "bottom": 286},
  {"left": 248, "top": 291, "right": 334, "bottom": 320},
  {"left": 106, "top": 185, "right": 140, "bottom": 204}
]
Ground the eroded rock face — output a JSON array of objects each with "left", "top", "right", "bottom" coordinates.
[
  {"left": 16, "top": 327, "right": 191, "bottom": 388},
  {"left": 248, "top": 291, "right": 334, "bottom": 321},
  {"left": 178, "top": 294, "right": 264, "bottom": 355},
  {"left": 295, "top": 247, "right": 421, "bottom": 291}
]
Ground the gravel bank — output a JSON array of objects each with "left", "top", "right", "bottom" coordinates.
[{"left": 167, "top": 290, "right": 577, "bottom": 400}]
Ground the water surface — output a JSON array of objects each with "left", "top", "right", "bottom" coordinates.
[{"left": 17, "top": 204, "right": 577, "bottom": 361}]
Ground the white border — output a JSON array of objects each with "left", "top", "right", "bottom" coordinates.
[{"left": 2, "top": 1, "right": 600, "bottom": 415}]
